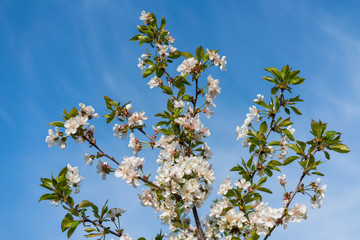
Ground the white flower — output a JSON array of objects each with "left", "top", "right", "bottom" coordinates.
[
  {"left": 288, "top": 204, "right": 307, "bottom": 222},
  {"left": 128, "top": 111, "right": 147, "bottom": 126},
  {"left": 79, "top": 103, "right": 99, "bottom": 119},
  {"left": 174, "top": 100, "right": 185, "bottom": 109},
  {"left": 45, "top": 127, "right": 60, "bottom": 148},
  {"left": 139, "top": 10, "right": 151, "bottom": 22},
  {"left": 176, "top": 58, "right": 198, "bottom": 75},
  {"left": 119, "top": 233, "right": 132, "bottom": 240},
  {"left": 202, "top": 142, "right": 212, "bottom": 159},
  {"left": 207, "top": 49, "right": 227, "bottom": 71},
  {"left": 218, "top": 176, "right": 233, "bottom": 195},
  {"left": 156, "top": 43, "right": 169, "bottom": 56},
  {"left": 64, "top": 117, "right": 80, "bottom": 135},
  {"left": 205, "top": 75, "right": 221, "bottom": 104},
  {"left": 234, "top": 178, "right": 251, "bottom": 190},
  {"left": 236, "top": 125, "right": 248, "bottom": 140},
  {"left": 128, "top": 133, "right": 141, "bottom": 155},
  {"left": 253, "top": 94, "right": 264, "bottom": 102},
  {"left": 50, "top": 199, "right": 59, "bottom": 207},
  {"left": 166, "top": 32, "right": 175, "bottom": 44},
  {"left": 137, "top": 58, "right": 146, "bottom": 73},
  {"left": 147, "top": 76, "right": 162, "bottom": 89},
  {"left": 64, "top": 116, "right": 88, "bottom": 135},
  {"left": 169, "top": 45, "right": 177, "bottom": 53},
  {"left": 83, "top": 153, "right": 93, "bottom": 165},
  {"left": 106, "top": 208, "right": 126, "bottom": 219},
  {"left": 97, "top": 159, "right": 110, "bottom": 180},
  {"left": 113, "top": 123, "right": 128, "bottom": 139},
  {"left": 115, "top": 156, "right": 144, "bottom": 188},
  {"left": 66, "top": 164, "right": 85, "bottom": 194},
  {"left": 278, "top": 174, "right": 286, "bottom": 186}
]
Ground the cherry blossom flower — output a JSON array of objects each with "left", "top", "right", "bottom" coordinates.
[{"left": 176, "top": 58, "right": 198, "bottom": 75}]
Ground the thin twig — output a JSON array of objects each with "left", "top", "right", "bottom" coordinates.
[{"left": 192, "top": 206, "right": 206, "bottom": 240}]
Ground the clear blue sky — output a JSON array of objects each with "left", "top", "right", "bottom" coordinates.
[{"left": 1, "top": 0, "right": 359, "bottom": 239}]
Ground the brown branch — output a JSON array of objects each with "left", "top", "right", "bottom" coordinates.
[
  {"left": 83, "top": 219, "right": 121, "bottom": 237},
  {"left": 192, "top": 206, "right": 206, "bottom": 240},
  {"left": 263, "top": 149, "right": 319, "bottom": 240},
  {"left": 138, "top": 176, "right": 165, "bottom": 191},
  {"left": 83, "top": 135, "right": 119, "bottom": 165}
]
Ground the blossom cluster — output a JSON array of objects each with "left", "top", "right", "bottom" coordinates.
[
  {"left": 235, "top": 100, "right": 260, "bottom": 147},
  {"left": 115, "top": 156, "right": 145, "bottom": 188},
  {"left": 66, "top": 164, "right": 85, "bottom": 194},
  {"left": 45, "top": 103, "right": 99, "bottom": 149},
  {"left": 112, "top": 104, "right": 148, "bottom": 141},
  {"left": 310, "top": 178, "right": 327, "bottom": 209}
]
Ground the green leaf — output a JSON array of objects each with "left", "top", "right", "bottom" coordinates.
[
  {"left": 268, "top": 141, "right": 280, "bottom": 146},
  {"left": 271, "top": 86, "right": 279, "bottom": 95},
  {"left": 79, "top": 200, "right": 93, "bottom": 208},
  {"left": 68, "top": 108, "right": 78, "bottom": 118},
  {"left": 155, "top": 121, "right": 169, "bottom": 126},
  {"left": 268, "top": 160, "right": 282, "bottom": 166},
  {"left": 177, "top": 87, "right": 186, "bottom": 98},
  {"left": 167, "top": 99, "right": 174, "bottom": 113},
  {"left": 324, "top": 151, "right": 330, "bottom": 160},
  {"left": 196, "top": 46, "right": 205, "bottom": 61},
  {"left": 278, "top": 118, "right": 292, "bottom": 127},
  {"left": 258, "top": 177, "right": 267, "bottom": 185},
  {"left": 297, "top": 141, "right": 306, "bottom": 151},
  {"left": 129, "top": 34, "right": 141, "bottom": 41},
  {"left": 290, "top": 106, "right": 302, "bottom": 115},
  {"left": 182, "top": 95, "right": 192, "bottom": 101},
  {"left": 289, "top": 77, "right": 305, "bottom": 85},
  {"left": 106, "top": 112, "right": 115, "bottom": 124},
  {"left": 67, "top": 225, "right": 78, "bottom": 238},
  {"left": 61, "top": 219, "right": 73, "bottom": 232},
  {"left": 283, "top": 156, "right": 299, "bottom": 165},
  {"left": 260, "top": 121, "right": 267, "bottom": 134},
  {"left": 39, "top": 193, "right": 56, "bottom": 202},
  {"left": 84, "top": 228, "right": 97, "bottom": 233},
  {"left": 138, "top": 238, "right": 146, "bottom": 240},
  {"left": 48, "top": 121, "right": 64, "bottom": 127},
  {"left": 160, "top": 17, "right": 166, "bottom": 30},
  {"left": 85, "top": 233, "right": 103, "bottom": 238},
  {"left": 328, "top": 144, "right": 350, "bottom": 153},
  {"left": 311, "top": 120, "right": 321, "bottom": 137},
  {"left": 312, "top": 171, "right": 324, "bottom": 176},
  {"left": 257, "top": 187, "right": 272, "bottom": 194},
  {"left": 262, "top": 76, "right": 274, "bottom": 83},
  {"left": 282, "top": 129, "right": 295, "bottom": 141},
  {"left": 265, "top": 67, "right": 283, "bottom": 81},
  {"left": 181, "top": 52, "right": 194, "bottom": 59},
  {"left": 143, "top": 67, "right": 155, "bottom": 78},
  {"left": 160, "top": 86, "right": 173, "bottom": 95},
  {"left": 169, "top": 51, "right": 181, "bottom": 59}
]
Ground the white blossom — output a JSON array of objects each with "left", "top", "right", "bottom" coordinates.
[
  {"left": 253, "top": 94, "right": 264, "bottom": 102},
  {"left": 66, "top": 164, "right": 85, "bottom": 194},
  {"left": 218, "top": 176, "right": 233, "bottom": 196},
  {"left": 128, "top": 111, "right": 147, "bottom": 126},
  {"left": 139, "top": 10, "right": 151, "bottom": 22},
  {"left": 113, "top": 123, "right": 128, "bottom": 139},
  {"left": 106, "top": 208, "right": 126, "bottom": 219},
  {"left": 234, "top": 178, "right": 251, "bottom": 190},
  {"left": 115, "top": 156, "right": 144, "bottom": 188},
  {"left": 176, "top": 58, "right": 198, "bottom": 75},
  {"left": 137, "top": 58, "right": 146, "bottom": 73},
  {"left": 84, "top": 153, "right": 93, "bottom": 166},
  {"left": 147, "top": 76, "right": 162, "bottom": 89},
  {"left": 79, "top": 103, "right": 99, "bottom": 119},
  {"left": 97, "top": 159, "right": 110, "bottom": 180}
]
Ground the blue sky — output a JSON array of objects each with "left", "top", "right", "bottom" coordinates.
[{"left": 1, "top": 0, "right": 360, "bottom": 239}]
